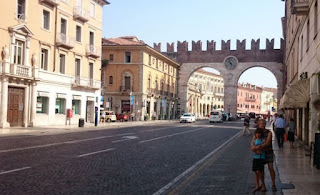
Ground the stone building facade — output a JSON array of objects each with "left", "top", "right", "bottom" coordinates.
[
  {"left": 280, "top": 0, "right": 320, "bottom": 147},
  {"left": 0, "top": 0, "right": 108, "bottom": 128},
  {"left": 155, "top": 40, "right": 284, "bottom": 118},
  {"left": 187, "top": 69, "right": 224, "bottom": 118},
  {"left": 101, "top": 37, "right": 179, "bottom": 121}
]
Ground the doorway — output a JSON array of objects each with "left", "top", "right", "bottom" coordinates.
[{"left": 7, "top": 87, "right": 24, "bottom": 127}]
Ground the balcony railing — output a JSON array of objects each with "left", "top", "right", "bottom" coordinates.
[
  {"left": 73, "top": 6, "right": 90, "bottom": 22},
  {"left": 72, "top": 76, "right": 100, "bottom": 89},
  {"left": 0, "top": 62, "right": 38, "bottom": 79},
  {"left": 120, "top": 86, "right": 133, "bottom": 93},
  {"left": 245, "top": 97, "right": 256, "bottom": 102},
  {"left": 56, "top": 33, "right": 75, "bottom": 49},
  {"left": 40, "top": 0, "right": 60, "bottom": 6},
  {"left": 86, "top": 45, "right": 101, "bottom": 58},
  {"left": 291, "top": 0, "right": 310, "bottom": 15}
]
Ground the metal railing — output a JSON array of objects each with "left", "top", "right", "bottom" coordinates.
[
  {"left": 86, "top": 45, "right": 101, "bottom": 57},
  {"left": 56, "top": 33, "right": 75, "bottom": 48},
  {"left": 120, "top": 86, "right": 133, "bottom": 92},
  {"left": 73, "top": 6, "right": 90, "bottom": 21}
]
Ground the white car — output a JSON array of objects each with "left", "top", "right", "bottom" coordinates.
[
  {"left": 180, "top": 113, "right": 196, "bottom": 123},
  {"left": 209, "top": 110, "right": 223, "bottom": 123}
]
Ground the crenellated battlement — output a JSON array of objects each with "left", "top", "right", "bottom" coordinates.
[
  {"left": 153, "top": 38, "right": 284, "bottom": 53},
  {"left": 153, "top": 38, "right": 284, "bottom": 63}
]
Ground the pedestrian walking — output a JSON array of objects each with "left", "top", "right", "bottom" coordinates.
[
  {"left": 243, "top": 116, "right": 251, "bottom": 136},
  {"left": 275, "top": 114, "right": 286, "bottom": 148},
  {"left": 251, "top": 119, "right": 277, "bottom": 192},
  {"left": 287, "top": 118, "right": 296, "bottom": 148},
  {"left": 251, "top": 128, "right": 266, "bottom": 192},
  {"left": 269, "top": 113, "right": 278, "bottom": 131}
]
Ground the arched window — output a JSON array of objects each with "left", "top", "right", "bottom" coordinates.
[{"left": 122, "top": 71, "right": 133, "bottom": 91}]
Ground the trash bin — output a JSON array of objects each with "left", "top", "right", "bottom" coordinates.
[{"left": 78, "top": 118, "right": 85, "bottom": 127}]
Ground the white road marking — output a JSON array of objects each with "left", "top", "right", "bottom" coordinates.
[
  {"left": 112, "top": 136, "right": 139, "bottom": 143},
  {"left": 0, "top": 167, "right": 31, "bottom": 175},
  {"left": 152, "top": 131, "right": 242, "bottom": 195},
  {"left": 144, "top": 124, "right": 188, "bottom": 132},
  {"left": 77, "top": 148, "right": 115, "bottom": 158},
  {"left": 0, "top": 133, "right": 134, "bottom": 154},
  {"left": 139, "top": 127, "right": 207, "bottom": 144}
]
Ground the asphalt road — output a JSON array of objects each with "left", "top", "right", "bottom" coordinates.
[{"left": 0, "top": 120, "right": 256, "bottom": 195}]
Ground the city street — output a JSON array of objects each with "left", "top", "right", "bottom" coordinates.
[{"left": 0, "top": 120, "right": 259, "bottom": 194}]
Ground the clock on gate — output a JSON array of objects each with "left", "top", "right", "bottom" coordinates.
[{"left": 224, "top": 56, "right": 238, "bottom": 70}]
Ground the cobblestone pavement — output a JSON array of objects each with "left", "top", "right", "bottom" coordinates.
[{"left": 0, "top": 120, "right": 277, "bottom": 194}]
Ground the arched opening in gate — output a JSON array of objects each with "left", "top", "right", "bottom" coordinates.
[
  {"left": 187, "top": 67, "right": 224, "bottom": 119},
  {"left": 236, "top": 67, "right": 278, "bottom": 120}
]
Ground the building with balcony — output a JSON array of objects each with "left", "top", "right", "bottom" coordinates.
[
  {"left": 260, "top": 87, "right": 278, "bottom": 115},
  {"left": 237, "top": 83, "right": 262, "bottom": 114},
  {"left": 187, "top": 69, "right": 224, "bottom": 118},
  {"left": 280, "top": 0, "right": 320, "bottom": 149},
  {"left": 0, "top": 0, "right": 109, "bottom": 127},
  {"left": 102, "top": 36, "right": 179, "bottom": 121}
]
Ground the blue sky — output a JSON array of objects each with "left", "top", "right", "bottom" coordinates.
[{"left": 102, "top": 0, "right": 284, "bottom": 88}]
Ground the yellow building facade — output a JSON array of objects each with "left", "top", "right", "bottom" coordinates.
[
  {"left": 0, "top": 0, "right": 108, "bottom": 127},
  {"left": 102, "top": 37, "right": 179, "bottom": 120},
  {"left": 187, "top": 69, "right": 224, "bottom": 118}
]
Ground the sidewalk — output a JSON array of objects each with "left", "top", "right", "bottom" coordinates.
[
  {"left": 272, "top": 130, "right": 320, "bottom": 195},
  {"left": 0, "top": 119, "right": 179, "bottom": 137}
]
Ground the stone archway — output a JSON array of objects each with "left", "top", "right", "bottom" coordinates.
[{"left": 154, "top": 39, "right": 284, "bottom": 117}]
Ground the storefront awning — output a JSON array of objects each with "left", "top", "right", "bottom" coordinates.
[{"left": 279, "top": 79, "right": 310, "bottom": 109}]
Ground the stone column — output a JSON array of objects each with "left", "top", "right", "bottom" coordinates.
[
  {"left": 224, "top": 84, "right": 238, "bottom": 118},
  {"left": 29, "top": 82, "right": 37, "bottom": 127},
  {"left": 0, "top": 76, "right": 9, "bottom": 128}
]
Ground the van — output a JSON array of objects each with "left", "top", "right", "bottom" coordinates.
[
  {"left": 209, "top": 110, "right": 223, "bottom": 123},
  {"left": 101, "top": 111, "right": 117, "bottom": 122}
]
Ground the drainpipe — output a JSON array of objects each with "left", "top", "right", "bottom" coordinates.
[{"left": 53, "top": 5, "right": 58, "bottom": 72}]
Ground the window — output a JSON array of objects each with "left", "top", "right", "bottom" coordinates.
[
  {"left": 307, "top": 20, "right": 310, "bottom": 50},
  {"left": 59, "top": 54, "right": 65, "bottom": 74},
  {"left": 55, "top": 98, "right": 66, "bottom": 114},
  {"left": 72, "top": 100, "right": 80, "bottom": 115},
  {"left": 90, "top": 2, "right": 95, "bottom": 17},
  {"left": 89, "top": 63, "right": 93, "bottom": 80},
  {"left": 36, "top": 97, "right": 48, "bottom": 114},
  {"left": 110, "top": 54, "right": 114, "bottom": 62},
  {"left": 17, "top": 0, "right": 26, "bottom": 20},
  {"left": 43, "top": 10, "right": 50, "bottom": 30},
  {"left": 156, "top": 59, "right": 158, "bottom": 68},
  {"left": 300, "top": 36, "right": 304, "bottom": 60},
  {"left": 61, "top": 18, "right": 67, "bottom": 34},
  {"left": 41, "top": 48, "right": 48, "bottom": 70},
  {"left": 109, "top": 76, "right": 113, "bottom": 84},
  {"left": 89, "top": 32, "right": 94, "bottom": 46},
  {"left": 125, "top": 52, "right": 131, "bottom": 63},
  {"left": 14, "top": 40, "right": 24, "bottom": 65},
  {"left": 149, "top": 55, "right": 151, "bottom": 65},
  {"left": 315, "top": 1, "right": 318, "bottom": 38},
  {"left": 75, "top": 58, "right": 81, "bottom": 79},
  {"left": 76, "top": 25, "right": 81, "bottom": 42},
  {"left": 124, "top": 76, "right": 131, "bottom": 90}
]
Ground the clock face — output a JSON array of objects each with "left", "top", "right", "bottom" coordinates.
[{"left": 224, "top": 56, "right": 238, "bottom": 70}]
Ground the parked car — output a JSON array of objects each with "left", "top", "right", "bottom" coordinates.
[
  {"left": 180, "top": 113, "right": 196, "bottom": 123},
  {"left": 101, "top": 111, "right": 117, "bottom": 122},
  {"left": 116, "top": 113, "right": 129, "bottom": 122},
  {"left": 209, "top": 110, "right": 223, "bottom": 123}
]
